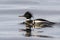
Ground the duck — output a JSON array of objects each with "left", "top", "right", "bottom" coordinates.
[{"left": 19, "top": 11, "right": 55, "bottom": 28}]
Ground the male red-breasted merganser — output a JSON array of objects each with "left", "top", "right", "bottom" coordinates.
[{"left": 19, "top": 11, "right": 55, "bottom": 28}]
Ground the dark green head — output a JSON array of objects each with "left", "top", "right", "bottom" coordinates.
[
  {"left": 24, "top": 11, "right": 32, "bottom": 19},
  {"left": 19, "top": 11, "right": 33, "bottom": 19}
]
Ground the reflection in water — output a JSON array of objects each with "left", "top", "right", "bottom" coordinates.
[
  {"left": 20, "top": 29, "right": 53, "bottom": 38},
  {"left": 32, "top": 35, "right": 53, "bottom": 38}
]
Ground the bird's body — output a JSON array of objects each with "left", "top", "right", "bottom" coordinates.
[{"left": 20, "top": 18, "right": 55, "bottom": 28}]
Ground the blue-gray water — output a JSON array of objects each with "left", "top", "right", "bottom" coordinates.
[{"left": 0, "top": 0, "right": 60, "bottom": 40}]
